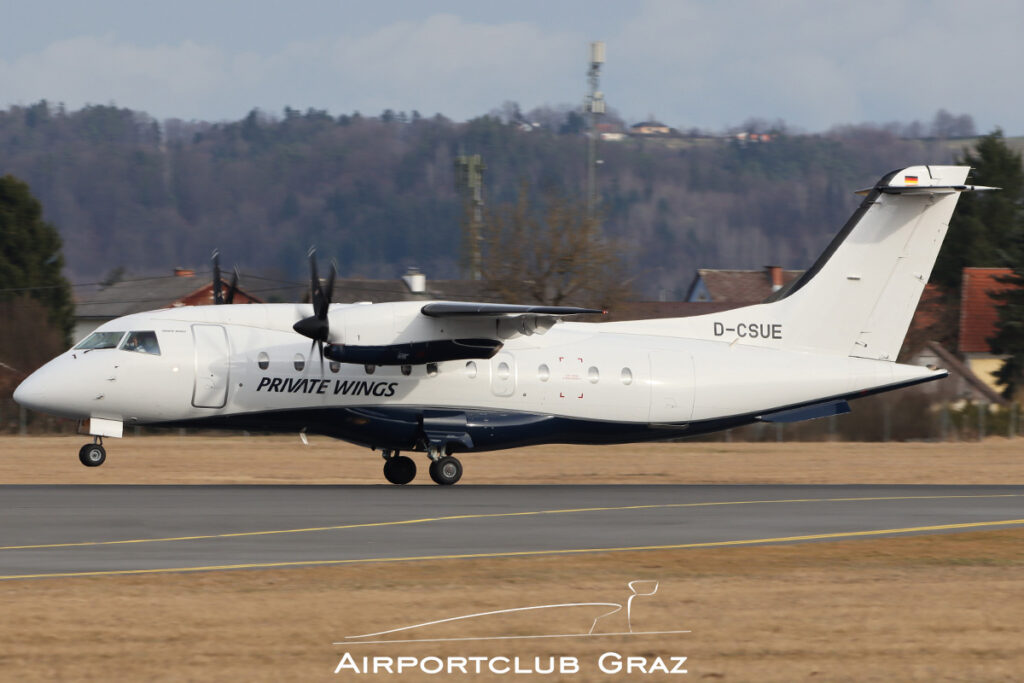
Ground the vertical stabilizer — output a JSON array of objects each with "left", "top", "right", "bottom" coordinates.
[{"left": 765, "top": 165, "right": 978, "bottom": 359}]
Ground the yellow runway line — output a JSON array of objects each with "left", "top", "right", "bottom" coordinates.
[
  {"left": 3, "top": 517, "right": 1024, "bottom": 581},
  {"left": 2, "top": 493, "right": 1021, "bottom": 552}
]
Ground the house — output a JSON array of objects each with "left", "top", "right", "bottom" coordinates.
[
  {"left": 734, "top": 132, "right": 773, "bottom": 143},
  {"left": 958, "top": 267, "right": 1020, "bottom": 400},
  {"left": 326, "top": 268, "right": 491, "bottom": 305},
  {"left": 73, "top": 268, "right": 263, "bottom": 343},
  {"left": 595, "top": 122, "right": 626, "bottom": 142},
  {"left": 606, "top": 300, "right": 741, "bottom": 322},
  {"left": 629, "top": 121, "right": 674, "bottom": 136},
  {"left": 684, "top": 266, "right": 804, "bottom": 303},
  {"left": 909, "top": 340, "right": 1010, "bottom": 407}
]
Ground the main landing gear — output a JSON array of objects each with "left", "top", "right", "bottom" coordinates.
[
  {"left": 428, "top": 453, "right": 463, "bottom": 486},
  {"left": 78, "top": 437, "right": 106, "bottom": 467},
  {"left": 380, "top": 447, "right": 464, "bottom": 486}
]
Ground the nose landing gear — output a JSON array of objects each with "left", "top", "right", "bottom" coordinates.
[
  {"left": 78, "top": 437, "right": 106, "bottom": 467},
  {"left": 382, "top": 450, "right": 417, "bottom": 485}
]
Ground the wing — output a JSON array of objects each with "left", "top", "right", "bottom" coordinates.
[{"left": 420, "top": 302, "right": 604, "bottom": 317}]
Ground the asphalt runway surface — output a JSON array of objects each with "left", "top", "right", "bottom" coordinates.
[{"left": 2, "top": 485, "right": 1024, "bottom": 579}]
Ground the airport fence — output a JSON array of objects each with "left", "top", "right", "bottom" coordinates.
[
  {"left": 0, "top": 395, "right": 1019, "bottom": 442},
  {"left": 709, "top": 393, "right": 1020, "bottom": 443}
]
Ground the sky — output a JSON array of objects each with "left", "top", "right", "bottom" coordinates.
[{"left": 1, "top": 0, "right": 1022, "bottom": 133}]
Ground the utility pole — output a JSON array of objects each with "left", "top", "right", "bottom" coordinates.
[
  {"left": 454, "top": 154, "right": 486, "bottom": 280},
  {"left": 584, "top": 41, "right": 605, "bottom": 218}
]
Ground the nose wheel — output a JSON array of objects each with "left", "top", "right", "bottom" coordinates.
[
  {"left": 382, "top": 450, "right": 417, "bottom": 485},
  {"left": 78, "top": 440, "right": 106, "bottom": 467}
]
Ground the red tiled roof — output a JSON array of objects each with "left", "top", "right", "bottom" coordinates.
[
  {"left": 608, "top": 301, "right": 741, "bottom": 322},
  {"left": 908, "top": 283, "right": 944, "bottom": 334},
  {"left": 695, "top": 268, "right": 803, "bottom": 303},
  {"left": 958, "top": 268, "right": 1016, "bottom": 353}
]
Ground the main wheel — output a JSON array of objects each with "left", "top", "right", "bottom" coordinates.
[
  {"left": 383, "top": 455, "right": 417, "bottom": 485},
  {"left": 78, "top": 443, "right": 106, "bottom": 467},
  {"left": 428, "top": 456, "right": 462, "bottom": 486}
]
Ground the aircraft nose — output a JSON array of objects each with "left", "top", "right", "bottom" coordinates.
[
  {"left": 13, "top": 368, "right": 50, "bottom": 413},
  {"left": 13, "top": 357, "right": 85, "bottom": 418}
]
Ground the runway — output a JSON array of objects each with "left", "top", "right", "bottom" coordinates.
[{"left": 2, "top": 485, "right": 1023, "bottom": 579}]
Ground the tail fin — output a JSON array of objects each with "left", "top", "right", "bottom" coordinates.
[{"left": 765, "top": 165, "right": 984, "bottom": 359}]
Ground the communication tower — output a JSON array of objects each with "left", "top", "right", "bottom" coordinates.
[
  {"left": 454, "top": 154, "right": 486, "bottom": 280},
  {"left": 585, "top": 41, "right": 605, "bottom": 217}
]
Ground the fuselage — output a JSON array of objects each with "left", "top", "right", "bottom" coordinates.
[{"left": 14, "top": 302, "right": 941, "bottom": 453}]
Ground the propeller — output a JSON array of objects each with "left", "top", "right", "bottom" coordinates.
[
  {"left": 212, "top": 250, "right": 223, "bottom": 304},
  {"left": 292, "top": 248, "right": 337, "bottom": 371},
  {"left": 226, "top": 267, "right": 239, "bottom": 304},
  {"left": 212, "top": 250, "right": 240, "bottom": 305}
]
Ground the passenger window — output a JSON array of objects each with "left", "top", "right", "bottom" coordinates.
[
  {"left": 120, "top": 331, "right": 161, "bottom": 355},
  {"left": 75, "top": 331, "right": 126, "bottom": 350}
]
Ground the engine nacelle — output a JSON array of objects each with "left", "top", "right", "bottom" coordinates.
[
  {"left": 322, "top": 302, "right": 504, "bottom": 365},
  {"left": 324, "top": 338, "right": 502, "bottom": 366}
]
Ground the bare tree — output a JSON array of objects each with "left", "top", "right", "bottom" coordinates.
[
  {"left": 478, "top": 185, "right": 631, "bottom": 311},
  {"left": 0, "top": 295, "right": 68, "bottom": 431}
]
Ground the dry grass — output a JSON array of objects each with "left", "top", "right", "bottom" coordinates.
[
  {"left": 1, "top": 530, "right": 1023, "bottom": 681},
  {"left": 0, "top": 434, "right": 1022, "bottom": 485},
  {"left": 1, "top": 436, "right": 1023, "bottom": 681}
]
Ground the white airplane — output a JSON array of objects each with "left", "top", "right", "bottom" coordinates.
[{"left": 14, "top": 165, "right": 989, "bottom": 485}]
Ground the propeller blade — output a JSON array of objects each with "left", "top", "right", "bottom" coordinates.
[
  {"left": 303, "top": 338, "right": 325, "bottom": 375},
  {"left": 308, "top": 248, "right": 323, "bottom": 317},
  {"left": 225, "top": 267, "right": 239, "bottom": 305},
  {"left": 212, "top": 250, "right": 224, "bottom": 305},
  {"left": 293, "top": 247, "right": 333, "bottom": 350},
  {"left": 323, "top": 261, "right": 337, "bottom": 313}
]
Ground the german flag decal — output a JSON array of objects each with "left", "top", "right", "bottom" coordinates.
[{"left": 905, "top": 175, "right": 919, "bottom": 184}]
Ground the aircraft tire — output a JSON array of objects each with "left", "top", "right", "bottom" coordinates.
[
  {"left": 428, "top": 456, "right": 462, "bottom": 486},
  {"left": 383, "top": 455, "right": 416, "bottom": 485},
  {"left": 78, "top": 443, "right": 106, "bottom": 467}
]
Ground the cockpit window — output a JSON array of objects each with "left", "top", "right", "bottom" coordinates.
[
  {"left": 74, "top": 331, "right": 126, "bottom": 350},
  {"left": 120, "top": 331, "right": 161, "bottom": 355}
]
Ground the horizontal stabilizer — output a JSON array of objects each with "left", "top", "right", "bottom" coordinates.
[
  {"left": 855, "top": 184, "right": 1000, "bottom": 196},
  {"left": 758, "top": 400, "right": 851, "bottom": 423}
]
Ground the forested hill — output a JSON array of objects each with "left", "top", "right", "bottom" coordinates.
[{"left": 0, "top": 102, "right": 964, "bottom": 298}]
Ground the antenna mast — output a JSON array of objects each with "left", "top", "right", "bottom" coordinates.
[{"left": 585, "top": 41, "right": 605, "bottom": 217}]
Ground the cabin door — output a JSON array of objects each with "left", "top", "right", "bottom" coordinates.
[{"left": 192, "top": 324, "right": 230, "bottom": 409}]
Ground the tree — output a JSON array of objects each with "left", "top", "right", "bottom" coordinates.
[
  {"left": 932, "top": 130, "right": 1023, "bottom": 293},
  {"left": 559, "top": 111, "right": 585, "bottom": 135},
  {"left": 0, "top": 175, "right": 74, "bottom": 344},
  {"left": 989, "top": 225, "right": 1024, "bottom": 399},
  {"left": 477, "top": 184, "right": 631, "bottom": 311},
  {"left": 930, "top": 109, "right": 976, "bottom": 139}
]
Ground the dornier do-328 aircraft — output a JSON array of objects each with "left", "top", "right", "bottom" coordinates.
[{"left": 14, "top": 165, "right": 991, "bottom": 485}]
